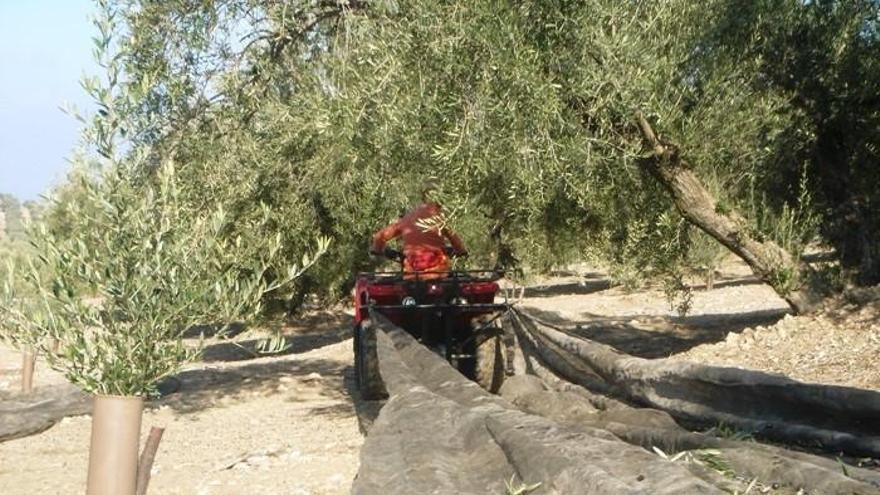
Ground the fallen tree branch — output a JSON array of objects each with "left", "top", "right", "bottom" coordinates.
[{"left": 634, "top": 111, "right": 825, "bottom": 314}]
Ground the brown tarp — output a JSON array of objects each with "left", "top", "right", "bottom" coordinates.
[
  {"left": 510, "top": 308, "right": 880, "bottom": 457},
  {"left": 0, "top": 383, "right": 90, "bottom": 442}
]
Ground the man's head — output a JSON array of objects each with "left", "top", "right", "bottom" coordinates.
[{"left": 420, "top": 177, "right": 440, "bottom": 203}]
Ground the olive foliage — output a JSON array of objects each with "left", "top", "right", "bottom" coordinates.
[
  {"left": 696, "top": 0, "right": 880, "bottom": 283},
  {"left": 0, "top": 2, "right": 328, "bottom": 396},
  {"left": 49, "top": 0, "right": 879, "bottom": 309}
]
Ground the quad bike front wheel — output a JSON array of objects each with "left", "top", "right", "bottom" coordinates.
[
  {"left": 354, "top": 318, "right": 387, "bottom": 400},
  {"left": 472, "top": 316, "right": 507, "bottom": 394}
]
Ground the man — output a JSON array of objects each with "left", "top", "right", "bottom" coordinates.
[{"left": 370, "top": 181, "right": 467, "bottom": 278}]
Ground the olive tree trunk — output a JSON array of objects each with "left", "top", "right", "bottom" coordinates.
[{"left": 635, "top": 112, "right": 824, "bottom": 313}]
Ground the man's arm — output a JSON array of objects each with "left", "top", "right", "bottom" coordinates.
[
  {"left": 442, "top": 227, "right": 467, "bottom": 254},
  {"left": 371, "top": 222, "right": 402, "bottom": 254}
]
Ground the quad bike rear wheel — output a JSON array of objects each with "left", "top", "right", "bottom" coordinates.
[
  {"left": 472, "top": 316, "right": 507, "bottom": 393},
  {"left": 354, "top": 318, "right": 387, "bottom": 400}
]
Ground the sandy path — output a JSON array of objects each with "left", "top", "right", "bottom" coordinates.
[
  {"left": 521, "top": 258, "right": 879, "bottom": 391},
  {"left": 519, "top": 259, "right": 790, "bottom": 359}
]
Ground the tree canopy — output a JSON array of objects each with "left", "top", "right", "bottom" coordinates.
[{"left": 34, "top": 0, "right": 880, "bottom": 310}]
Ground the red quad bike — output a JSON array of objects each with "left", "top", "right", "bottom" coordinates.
[{"left": 353, "top": 247, "right": 510, "bottom": 400}]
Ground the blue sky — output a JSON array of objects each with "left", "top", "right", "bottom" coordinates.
[{"left": 0, "top": 0, "right": 97, "bottom": 201}]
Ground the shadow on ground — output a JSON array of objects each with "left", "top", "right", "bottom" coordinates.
[
  {"left": 520, "top": 274, "right": 764, "bottom": 299},
  {"left": 157, "top": 357, "right": 352, "bottom": 414},
  {"left": 521, "top": 278, "right": 613, "bottom": 298},
  {"left": 200, "top": 327, "right": 351, "bottom": 362},
  {"left": 182, "top": 322, "right": 248, "bottom": 339},
  {"left": 523, "top": 306, "right": 789, "bottom": 358},
  {"left": 198, "top": 311, "right": 352, "bottom": 363},
  {"left": 686, "top": 277, "right": 765, "bottom": 291},
  {"left": 156, "top": 310, "right": 359, "bottom": 414}
]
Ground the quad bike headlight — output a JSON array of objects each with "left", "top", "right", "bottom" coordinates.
[
  {"left": 450, "top": 297, "right": 468, "bottom": 305},
  {"left": 402, "top": 296, "right": 417, "bottom": 307}
]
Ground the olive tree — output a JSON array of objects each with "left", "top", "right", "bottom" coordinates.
[
  {"left": 30, "top": 161, "right": 328, "bottom": 396},
  {"left": 86, "top": 0, "right": 849, "bottom": 312},
  {"left": 0, "top": 252, "right": 50, "bottom": 393},
  {"left": 21, "top": 1, "right": 329, "bottom": 396},
  {"left": 15, "top": 4, "right": 329, "bottom": 491}
]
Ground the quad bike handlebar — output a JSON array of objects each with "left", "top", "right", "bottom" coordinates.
[
  {"left": 445, "top": 246, "right": 469, "bottom": 258},
  {"left": 381, "top": 247, "right": 405, "bottom": 262},
  {"left": 371, "top": 246, "right": 468, "bottom": 262}
]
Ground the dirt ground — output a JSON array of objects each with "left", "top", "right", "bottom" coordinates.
[
  {"left": 673, "top": 294, "right": 880, "bottom": 390},
  {"left": 519, "top": 257, "right": 879, "bottom": 391},
  {"left": 0, "top": 256, "right": 877, "bottom": 494},
  {"left": 516, "top": 259, "right": 789, "bottom": 359},
  {"left": 0, "top": 312, "right": 368, "bottom": 495}
]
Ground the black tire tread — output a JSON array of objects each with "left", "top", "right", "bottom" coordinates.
[
  {"left": 473, "top": 318, "right": 506, "bottom": 393},
  {"left": 356, "top": 319, "right": 387, "bottom": 400}
]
